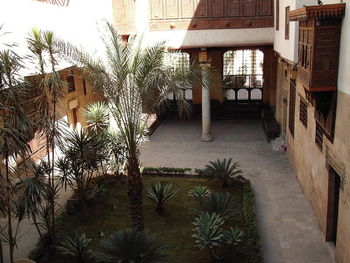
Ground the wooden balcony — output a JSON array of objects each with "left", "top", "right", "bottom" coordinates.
[{"left": 149, "top": 0, "right": 274, "bottom": 30}]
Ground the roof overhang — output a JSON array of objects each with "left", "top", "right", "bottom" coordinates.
[{"left": 289, "top": 3, "right": 346, "bottom": 22}]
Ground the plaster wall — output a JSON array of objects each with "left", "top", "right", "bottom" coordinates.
[
  {"left": 141, "top": 28, "right": 274, "bottom": 49},
  {"left": 58, "top": 69, "right": 103, "bottom": 129},
  {"left": 274, "top": 0, "right": 316, "bottom": 62}
]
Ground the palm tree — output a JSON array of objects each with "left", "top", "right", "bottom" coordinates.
[
  {"left": 27, "top": 28, "right": 65, "bottom": 242},
  {"left": 0, "top": 50, "right": 32, "bottom": 263},
  {"left": 204, "top": 158, "right": 243, "bottom": 187},
  {"left": 93, "top": 229, "right": 167, "bottom": 263},
  {"left": 56, "top": 22, "right": 208, "bottom": 229},
  {"left": 56, "top": 231, "right": 92, "bottom": 263},
  {"left": 56, "top": 128, "right": 102, "bottom": 215}
]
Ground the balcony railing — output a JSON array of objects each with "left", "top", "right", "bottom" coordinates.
[
  {"left": 223, "top": 74, "right": 263, "bottom": 101},
  {"left": 166, "top": 74, "right": 264, "bottom": 102}
]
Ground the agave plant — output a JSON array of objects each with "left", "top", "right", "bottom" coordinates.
[
  {"left": 223, "top": 227, "right": 244, "bottom": 247},
  {"left": 146, "top": 181, "right": 180, "bottom": 212},
  {"left": 93, "top": 229, "right": 167, "bottom": 263},
  {"left": 189, "top": 186, "right": 211, "bottom": 206},
  {"left": 192, "top": 212, "right": 224, "bottom": 261},
  {"left": 84, "top": 102, "right": 110, "bottom": 134},
  {"left": 204, "top": 192, "right": 241, "bottom": 220},
  {"left": 56, "top": 231, "right": 92, "bottom": 263},
  {"left": 204, "top": 158, "right": 243, "bottom": 187}
]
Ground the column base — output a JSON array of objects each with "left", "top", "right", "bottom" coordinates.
[{"left": 201, "top": 133, "right": 213, "bottom": 142}]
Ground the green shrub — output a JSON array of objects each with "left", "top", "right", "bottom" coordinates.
[
  {"left": 203, "top": 192, "right": 241, "bottom": 220},
  {"left": 243, "top": 180, "right": 264, "bottom": 263},
  {"left": 143, "top": 167, "right": 191, "bottom": 174}
]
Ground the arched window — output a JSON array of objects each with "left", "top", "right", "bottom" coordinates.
[
  {"left": 223, "top": 49, "right": 264, "bottom": 101},
  {"left": 223, "top": 49, "right": 263, "bottom": 76}
]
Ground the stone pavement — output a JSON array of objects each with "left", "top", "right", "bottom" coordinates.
[{"left": 140, "top": 120, "right": 335, "bottom": 263}]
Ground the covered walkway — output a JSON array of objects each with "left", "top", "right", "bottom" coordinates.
[{"left": 141, "top": 120, "right": 334, "bottom": 263}]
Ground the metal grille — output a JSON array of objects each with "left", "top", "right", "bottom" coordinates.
[
  {"left": 165, "top": 52, "right": 191, "bottom": 100},
  {"left": 223, "top": 49, "right": 264, "bottom": 101},
  {"left": 288, "top": 79, "right": 296, "bottom": 137},
  {"left": 164, "top": 52, "right": 190, "bottom": 70},
  {"left": 223, "top": 50, "right": 263, "bottom": 76},
  {"left": 315, "top": 121, "right": 323, "bottom": 151},
  {"left": 299, "top": 99, "right": 308, "bottom": 128}
]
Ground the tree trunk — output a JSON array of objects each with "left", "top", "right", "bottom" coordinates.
[
  {"left": 5, "top": 155, "right": 14, "bottom": 263},
  {"left": 0, "top": 234, "right": 4, "bottom": 263},
  {"left": 127, "top": 157, "right": 144, "bottom": 230}
]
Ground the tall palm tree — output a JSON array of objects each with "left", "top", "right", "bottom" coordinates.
[
  {"left": 27, "top": 28, "right": 65, "bottom": 242},
  {"left": 56, "top": 22, "right": 207, "bottom": 230},
  {"left": 0, "top": 50, "right": 32, "bottom": 263}
]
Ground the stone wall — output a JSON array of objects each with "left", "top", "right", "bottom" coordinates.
[{"left": 275, "top": 58, "right": 350, "bottom": 263}]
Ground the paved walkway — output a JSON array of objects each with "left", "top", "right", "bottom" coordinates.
[{"left": 141, "top": 120, "right": 335, "bottom": 263}]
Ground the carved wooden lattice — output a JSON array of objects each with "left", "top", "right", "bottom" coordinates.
[
  {"left": 288, "top": 79, "right": 296, "bottom": 137},
  {"left": 315, "top": 121, "right": 323, "bottom": 151},
  {"left": 299, "top": 98, "right": 308, "bottom": 128},
  {"left": 149, "top": 0, "right": 274, "bottom": 30},
  {"left": 35, "top": 0, "right": 70, "bottom": 7}
]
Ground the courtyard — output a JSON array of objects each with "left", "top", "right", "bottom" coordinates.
[{"left": 141, "top": 120, "right": 334, "bottom": 263}]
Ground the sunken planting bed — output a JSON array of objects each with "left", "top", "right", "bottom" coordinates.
[{"left": 31, "top": 174, "right": 263, "bottom": 263}]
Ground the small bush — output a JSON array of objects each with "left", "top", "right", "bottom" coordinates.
[
  {"left": 189, "top": 186, "right": 211, "bottom": 206},
  {"left": 146, "top": 181, "right": 181, "bottom": 211}
]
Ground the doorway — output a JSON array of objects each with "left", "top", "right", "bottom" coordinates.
[{"left": 326, "top": 167, "right": 341, "bottom": 245}]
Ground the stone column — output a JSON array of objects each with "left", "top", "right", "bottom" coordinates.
[{"left": 201, "top": 64, "right": 213, "bottom": 142}]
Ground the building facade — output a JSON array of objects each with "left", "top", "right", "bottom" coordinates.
[
  {"left": 2, "top": 0, "right": 350, "bottom": 262},
  {"left": 274, "top": 1, "right": 350, "bottom": 263},
  {"left": 115, "top": 0, "right": 350, "bottom": 262}
]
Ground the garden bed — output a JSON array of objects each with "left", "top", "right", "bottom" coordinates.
[{"left": 31, "top": 175, "right": 262, "bottom": 263}]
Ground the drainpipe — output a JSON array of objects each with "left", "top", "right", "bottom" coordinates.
[{"left": 201, "top": 63, "right": 213, "bottom": 142}]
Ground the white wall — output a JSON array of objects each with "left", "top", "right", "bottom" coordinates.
[
  {"left": 134, "top": 0, "right": 274, "bottom": 49},
  {"left": 0, "top": 0, "right": 113, "bottom": 75},
  {"left": 142, "top": 28, "right": 274, "bottom": 49},
  {"left": 274, "top": 0, "right": 315, "bottom": 62}
]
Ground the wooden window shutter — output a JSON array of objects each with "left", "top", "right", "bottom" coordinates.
[
  {"left": 288, "top": 79, "right": 296, "bottom": 136},
  {"left": 285, "top": 6, "right": 290, "bottom": 40}
]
